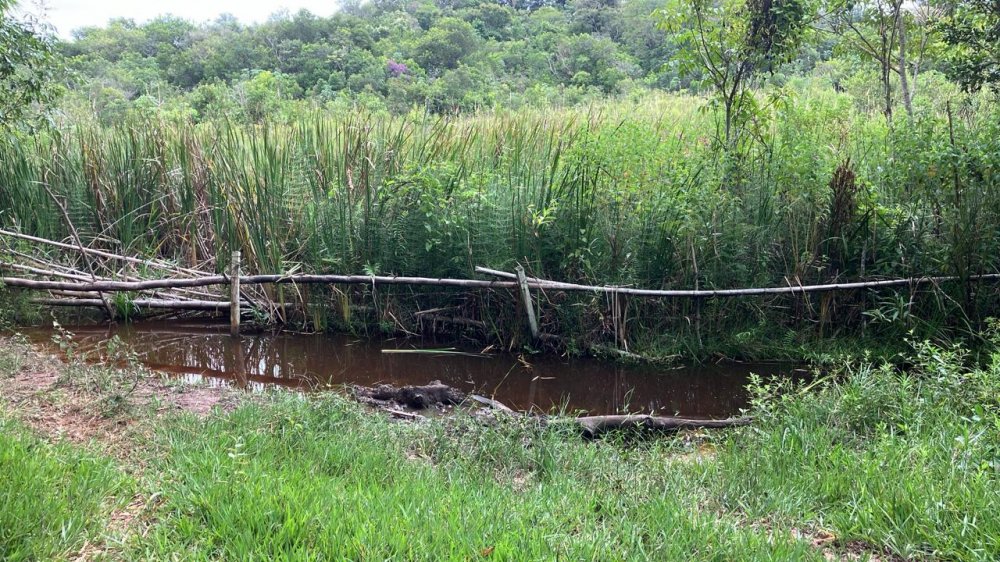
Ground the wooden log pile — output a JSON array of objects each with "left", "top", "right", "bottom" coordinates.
[
  {"left": 0, "top": 228, "right": 237, "bottom": 320},
  {"left": 4, "top": 228, "right": 1000, "bottom": 328}
]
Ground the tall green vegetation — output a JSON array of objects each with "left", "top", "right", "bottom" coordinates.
[
  {"left": 2, "top": 89, "right": 999, "bottom": 354},
  {"left": 2, "top": 0, "right": 998, "bottom": 355}
]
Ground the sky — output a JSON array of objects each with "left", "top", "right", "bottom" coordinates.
[{"left": 19, "top": 0, "right": 343, "bottom": 39}]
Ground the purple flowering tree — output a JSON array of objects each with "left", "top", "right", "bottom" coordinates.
[{"left": 387, "top": 60, "right": 409, "bottom": 77}]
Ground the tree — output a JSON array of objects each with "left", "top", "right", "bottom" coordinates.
[
  {"left": 657, "top": 0, "right": 813, "bottom": 147},
  {"left": 552, "top": 34, "right": 638, "bottom": 92},
  {"left": 829, "top": 0, "right": 942, "bottom": 121},
  {"left": 938, "top": 0, "right": 1000, "bottom": 93},
  {"left": 0, "top": 0, "right": 59, "bottom": 130},
  {"left": 411, "top": 17, "right": 481, "bottom": 73},
  {"left": 233, "top": 70, "right": 301, "bottom": 123},
  {"left": 567, "top": 0, "right": 622, "bottom": 39}
]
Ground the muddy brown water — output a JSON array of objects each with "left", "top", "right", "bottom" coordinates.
[{"left": 24, "top": 321, "right": 804, "bottom": 417}]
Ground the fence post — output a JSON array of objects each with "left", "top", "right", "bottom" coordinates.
[
  {"left": 515, "top": 265, "right": 539, "bottom": 340},
  {"left": 230, "top": 250, "right": 240, "bottom": 337}
]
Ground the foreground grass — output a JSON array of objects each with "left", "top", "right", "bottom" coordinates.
[
  {"left": 132, "top": 398, "right": 818, "bottom": 560},
  {"left": 0, "top": 332, "right": 997, "bottom": 560},
  {"left": 0, "top": 415, "right": 130, "bottom": 561}
]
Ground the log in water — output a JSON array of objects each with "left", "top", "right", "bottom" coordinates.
[{"left": 23, "top": 320, "right": 804, "bottom": 418}]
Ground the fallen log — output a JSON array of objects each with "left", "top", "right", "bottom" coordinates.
[
  {"left": 351, "top": 381, "right": 750, "bottom": 438},
  {"left": 353, "top": 380, "right": 467, "bottom": 409},
  {"left": 575, "top": 414, "right": 751, "bottom": 438},
  {"left": 30, "top": 298, "right": 233, "bottom": 311}
]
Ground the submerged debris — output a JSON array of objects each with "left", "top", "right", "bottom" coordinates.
[
  {"left": 349, "top": 379, "right": 752, "bottom": 439},
  {"left": 351, "top": 380, "right": 466, "bottom": 411}
]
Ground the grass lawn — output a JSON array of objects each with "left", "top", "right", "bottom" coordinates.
[{"left": 0, "top": 333, "right": 997, "bottom": 560}]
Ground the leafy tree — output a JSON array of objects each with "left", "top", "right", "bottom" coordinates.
[
  {"left": 466, "top": 4, "right": 516, "bottom": 40},
  {"left": 552, "top": 34, "right": 638, "bottom": 92},
  {"left": 411, "top": 17, "right": 481, "bottom": 73},
  {"left": 658, "top": 0, "right": 814, "bottom": 146},
  {"left": 828, "top": 0, "right": 944, "bottom": 121},
  {"left": 620, "top": 0, "right": 680, "bottom": 82},
  {"left": 233, "top": 70, "right": 301, "bottom": 122},
  {"left": 567, "top": 0, "right": 623, "bottom": 38},
  {"left": 938, "top": 0, "right": 1000, "bottom": 92},
  {"left": 0, "top": 0, "right": 59, "bottom": 130}
]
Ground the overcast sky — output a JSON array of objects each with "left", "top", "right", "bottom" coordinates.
[{"left": 21, "top": 0, "right": 342, "bottom": 39}]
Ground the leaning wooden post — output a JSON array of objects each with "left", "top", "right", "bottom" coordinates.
[
  {"left": 230, "top": 250, "right": 241, "bottom": 336},
  {"left": 515, "top": 265, "right": 539, "bottom": 340}
]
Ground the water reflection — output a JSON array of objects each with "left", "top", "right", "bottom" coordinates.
[{"left": 25, "top": 321, "right": 800, "bottom": 417}]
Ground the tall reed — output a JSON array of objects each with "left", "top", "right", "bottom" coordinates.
[{"left": 3, "top": 90, "right": 999, "bottom": 353}]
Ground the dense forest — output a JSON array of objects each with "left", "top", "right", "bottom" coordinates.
[{"left": 26, "top": 0, "right": 999, "bottom": 123}]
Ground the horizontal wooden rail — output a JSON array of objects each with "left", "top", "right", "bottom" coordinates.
[
  {"left": 0, "top": 274, "right": 519, "bottom": 292},
  {"left": 474, "top": 266, "right": 1000, "bottom": 297},
  {"left": 4, "top": 271, "right": 1000, "bottom": 298},
  {"left": 29, "top": 298, "right": 233, "bottom": 310}
]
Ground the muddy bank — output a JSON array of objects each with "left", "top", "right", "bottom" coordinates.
[{"left": 0, "top": 334, "right": 240, "bottom": 449}]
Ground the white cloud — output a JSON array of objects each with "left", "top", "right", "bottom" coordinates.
[{"left": 20, "top": 0, "right": 343, "bottom": 39}]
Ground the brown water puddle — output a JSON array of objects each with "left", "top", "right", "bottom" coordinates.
[{"left": 24, "top": 321, "right": 803, "bottom": 417}]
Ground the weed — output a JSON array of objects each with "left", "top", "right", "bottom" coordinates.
[{"left": 50, "top": 326, "right": 143, "bottom": 418}]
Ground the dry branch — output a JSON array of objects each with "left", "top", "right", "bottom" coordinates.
[
  {"left": 41, "top": 188, "right": 116, "bottom": 318},
  {"left": 475, "top": 266, "right": 1000, "bottom": 297},
  {"left": 0, "top": 274, "right": 517, "bottom": 292},
  {"left": 29, "top": 298, "right": 233, "bottom": 310},
  {"left": 0, "top": 229, "right": 208, "bottom": 277},
  {"left": 0, "top": 262, "right": 94, "bottom": 282}
]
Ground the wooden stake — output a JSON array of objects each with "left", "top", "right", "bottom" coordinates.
[
  {"left": 230, "top": 250, "right": 240, "bottom": 336},
  {"left": 515, "top": 265, "right": 539, "bottom": 340}
]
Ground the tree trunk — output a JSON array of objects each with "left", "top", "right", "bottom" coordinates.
[
  {"left": 895, "top": 1, "right": 913, "bottom": 118},
  {"left": 880, "top": 23, "right": 893, "bottom": 123}
]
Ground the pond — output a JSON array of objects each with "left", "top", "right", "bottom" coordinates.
[{"left": 24, "top": 321, "right": 803, "bottom": 417}]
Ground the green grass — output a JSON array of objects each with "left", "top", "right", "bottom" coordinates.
[
  {"left": 0, "top": 330, "right": 997, "bottom": 560},
  {"left": 0, "top": 415, "right": 130, "bottom": 561},
  {"left": 711, "top": 341, "right": 1000, "bottom": 560},
  {"left": 130, "top": 395, "right": 819, "bottom": 560}
]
